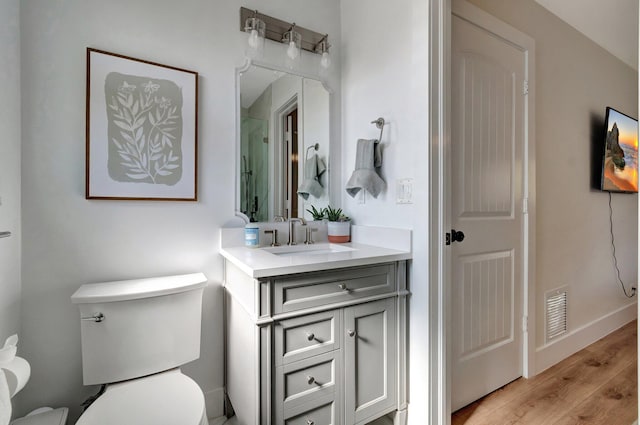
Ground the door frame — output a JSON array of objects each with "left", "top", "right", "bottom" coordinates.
[
  {"left": 428, "top": 0, "right": 537, "bottom": 422},
  {"left": 273, "top": 96, "right": 298, "bottom": 218}
]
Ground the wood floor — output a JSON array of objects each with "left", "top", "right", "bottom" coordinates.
[{"left": 452, "top": 320, "right": 637, "bottom": 425}]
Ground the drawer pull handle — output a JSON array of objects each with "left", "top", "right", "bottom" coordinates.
[
  {"left": 338, "top": 283, "right": 348, "bottom": 291},
  {"left": 306, "top": 332, "right": 315, "bottom": 341},
  {"left": 307, "top": 420, "right": 314, "bottom": 425},
  {"left": 307, "top": 375, "right": 315, "bottom": 385},
  {"left": 347, "top": 329, "right": 356, "bottom": 337}
]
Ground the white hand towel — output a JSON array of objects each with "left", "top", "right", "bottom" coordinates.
[
  {"left": 0, "top": 369, "right": 11, "bottom": 425},
  {"left": 345, "top": 139, "right": 385, "bottom": 198}
]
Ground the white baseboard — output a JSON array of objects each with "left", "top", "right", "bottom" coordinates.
[
  {"left": 535, "top": 302, "right": 637, "bottom": 374},
  {"left": 204, "top": 387, "right": 225, "bottom": 420}
]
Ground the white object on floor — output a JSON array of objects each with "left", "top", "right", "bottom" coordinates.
[
  {"left": 2, "top": 335, "right": 67, "bottom": 425},
  {"left": 0, "top": 335, "right": 21, "bottom": 425},
  {"left": 0, "top": 370, "right": 10, "bottom": 425},
  {"left": 9, "top": 408, "right": 68, "bottom": 425}
]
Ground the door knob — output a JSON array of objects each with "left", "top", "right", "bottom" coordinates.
[{"left": 451, "top": 229, "right": 465, "bottom": 243}]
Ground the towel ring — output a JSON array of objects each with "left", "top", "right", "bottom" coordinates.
[
  {"left": 371, "top": 117, "right": 385, "bottom": 142},
  {"left": 305, "top": 143, "right": 319, "bottom": 159}
]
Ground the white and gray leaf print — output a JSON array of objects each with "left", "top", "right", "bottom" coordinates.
[{"left": 105, "top": 73, "right": 183, "bottom": 185}]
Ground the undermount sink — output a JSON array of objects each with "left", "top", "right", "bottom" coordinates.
[{"left": 262, "top": 243, "right": 356, "bottom": 257}]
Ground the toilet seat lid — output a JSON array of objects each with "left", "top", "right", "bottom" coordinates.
[{"left": 76, "top": 370, "right": 206, "bottom": 425}]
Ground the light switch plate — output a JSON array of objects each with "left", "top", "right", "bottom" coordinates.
[{"left": 396, "top": 178, "right": 413, "bottom": 204}]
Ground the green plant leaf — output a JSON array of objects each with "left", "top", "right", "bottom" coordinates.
[{"left": 305, "top": 205, "right": 326, "bottom": 220}]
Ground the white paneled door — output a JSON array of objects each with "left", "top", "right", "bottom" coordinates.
[{"left": 450, "top": 3, "right": 529, "bottom": 411}]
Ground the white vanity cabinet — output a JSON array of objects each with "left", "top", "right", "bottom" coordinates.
[{"left": 223, "top": 260, "right": 408, "bottom": 425}]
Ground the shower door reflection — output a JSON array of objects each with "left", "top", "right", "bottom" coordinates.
[{"left": 240, "top": 116, "right": 269, "bottom": 222}]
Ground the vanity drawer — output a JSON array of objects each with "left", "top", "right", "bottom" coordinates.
[
  {"left": 274, "top": 310, "right": 340, "bottom": 365},
  {"left": 275, "top": 352, "right": 340, "bottom": 422},
  {"left": 284, "top": 393, "right": 338, "bottom": 425},
  {"left": 273, "top": 264, "right": 395, "bottom": 314}
]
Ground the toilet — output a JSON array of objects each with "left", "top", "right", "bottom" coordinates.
[{"left": 70, "top": 273, "right": 208, "bottom": 425}]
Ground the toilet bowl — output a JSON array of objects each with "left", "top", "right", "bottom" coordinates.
[
  {"left": 75, "top": 369, "right": 206, "bottom": 425},
  {"left": 71, "top": 273, "right": 208, "bottom": 425}
]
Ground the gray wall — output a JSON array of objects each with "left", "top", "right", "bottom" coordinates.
[
  {"left": 0, "top": 0, "right": 22, "bottom": 345},
  {"left": 17, "top": 0, "right": 340, "bottom": 421},
  {"left": 469, "top": 0, "right": 638, "bottom": 350}
]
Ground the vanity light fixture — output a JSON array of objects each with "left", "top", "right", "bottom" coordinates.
[
  {"left": 283, "top": 25, "right": 301, "bottom": 68},
  {"left": 239, "top": 7, "right": 331, "bottom": 71},
  {"left": 244, "top": 10, "right": 265, "bottom": 58},
  {"left": 316, "top": 35, "right": 331, "bottom": 70},
  {"left": 283, "top": 25, "right": 301, "bottom": 60}
]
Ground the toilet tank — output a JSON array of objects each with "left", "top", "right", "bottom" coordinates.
[{"left": 71, "top": 273, "right": 207, "bottom": 385}]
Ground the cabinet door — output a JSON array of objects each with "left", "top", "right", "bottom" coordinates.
[{"left": 344, "top": 298, "right": 397, "bottom": 424}]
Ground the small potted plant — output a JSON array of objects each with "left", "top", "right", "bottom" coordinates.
[
  {"left": 306, "top": 205, "right": 326, "bottom": 221},
  {"left": 325, "top": 205, "right": 351, "bottom": 243}
]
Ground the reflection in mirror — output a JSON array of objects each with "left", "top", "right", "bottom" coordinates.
[{"left": 238, "top": 63, "right": 330, "bottom": 222}]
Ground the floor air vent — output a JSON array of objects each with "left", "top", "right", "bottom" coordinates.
[{"left": 545, "top": 287, "right": 568, "bottom": 342}]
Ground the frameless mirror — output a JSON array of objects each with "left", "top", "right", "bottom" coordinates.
[{"left": 237, "top": 62, "right": 330, "bottom": 222}]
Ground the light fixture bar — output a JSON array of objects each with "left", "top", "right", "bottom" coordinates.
[{"left": 240, "top": 7, "right": 328, "bottom": 54}]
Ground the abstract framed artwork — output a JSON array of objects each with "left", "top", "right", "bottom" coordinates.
[{"left": 86, "top": 48, "right": 198, "bottom": 200}]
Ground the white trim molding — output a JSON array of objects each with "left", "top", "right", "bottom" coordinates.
[
  {"left": 428, "top": 0, "right": 451, "bottom": 423},
  {"left": 204, "top": 387, "right": 226, "bottom": 420},
  {"left": 430, "top": 1, "right": 537, "bottom": 422},
  {"left": 535, "top": 302, "right": 637, "bottom": 374}
]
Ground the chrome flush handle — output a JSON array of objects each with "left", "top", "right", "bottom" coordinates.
[{"left": 81, "top": 313, "right": 105, "bottom": 323}]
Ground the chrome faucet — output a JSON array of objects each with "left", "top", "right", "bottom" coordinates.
[{"left": 288, "top": 218, "right": 307, "bottom": 245}]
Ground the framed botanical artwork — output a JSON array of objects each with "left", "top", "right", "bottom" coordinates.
[{"left": 86, "top": 48, "right": 198, "bottom": 200}]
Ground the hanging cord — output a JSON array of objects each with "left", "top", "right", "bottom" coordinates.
[{"left": 607, "top": 191, "right": 636, "bottom": 298}]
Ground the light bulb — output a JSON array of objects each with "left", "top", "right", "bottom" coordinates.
[
  {"left": 321, "top": 51, "right": 331, "bottom": 69},
  {"left": 248, "top": 29, "right": 260, "bottom": 49},
  {"left": 287, "top": 41, "right": 300, "bottom": 60}
]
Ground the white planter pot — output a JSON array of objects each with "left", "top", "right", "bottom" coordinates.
[{"left": 327, "top": 221, "right": 350, "bottom": 243}]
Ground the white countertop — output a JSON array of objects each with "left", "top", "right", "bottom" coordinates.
[{"left": 220, "top": 242, "right": 412, "bottom": 278}]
